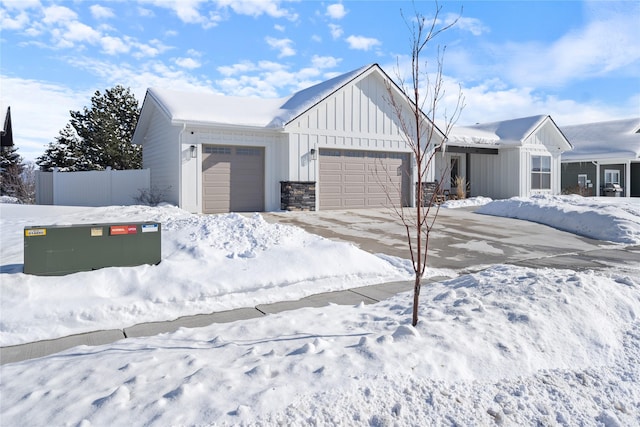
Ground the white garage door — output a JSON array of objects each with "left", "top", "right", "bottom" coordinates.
[
  {"left": 202, "top": 145, "right": 265, "bottom": 214},
  {"left": 319, "top": 149, "right": 411, "bottom": 210}
]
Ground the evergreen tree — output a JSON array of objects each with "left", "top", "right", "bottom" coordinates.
[
  {"left": 0, "top": 145, "right": 25, "bottom": 198},
  {"left": 36, "top": 124, "right": 84, "bottom": 171},
  {"left": 36, "top": 85, "right": 141, "bottom": 171}
]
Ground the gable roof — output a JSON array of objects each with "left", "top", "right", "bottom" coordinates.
[
  {"left": 560, "top": 117, "right": 640, "bottom": 161},
  {"left": 133, "top": 63, "right": 445, "bottom": 144},
  {"left": 143, "top": 64, "right": 374, "bottom": 129},
  {"left": 448, "top": 115, "right": 572, "bottom": 151}
]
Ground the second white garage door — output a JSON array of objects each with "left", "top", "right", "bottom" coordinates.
[
  {"left": 319, "top": 149, "right": 411, "bottom": 210},
  {"left": 202, "top": 145, "right": 265, "bottom": 214}
]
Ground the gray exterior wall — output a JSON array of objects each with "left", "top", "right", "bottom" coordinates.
[
  {"left": 561, "top": 162, "right": 597, "bottom": 196},
  {"left": 631, "top": 163, "right": 640, "bottom": 197}
]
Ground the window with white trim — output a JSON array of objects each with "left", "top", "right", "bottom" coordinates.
[
  {"left": 604, "top": 169, "right": 620, "bottom": 185},
  {"left": 578, "top": 174, "right": 587, "bottom": 188},
  {"left": 531, "top": 155, "right": 551, "bottom": 190}
]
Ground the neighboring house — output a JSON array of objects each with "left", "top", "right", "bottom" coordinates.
[
  {"left": 132, "top": 64, "right": 446, "bottom": 213},
  {"left": 560, "top": 118, "right": 640, "bottom": 197},
  {"left": 438, "top": 115, "right": 573, "bottom": 199}
]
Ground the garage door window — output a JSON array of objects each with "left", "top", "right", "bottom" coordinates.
[
  {"left": 204, "top": 146, "right": 231, "bottom": 155},
  {"left": 236, "top": 148, "right": 261, "bottom": 156}
]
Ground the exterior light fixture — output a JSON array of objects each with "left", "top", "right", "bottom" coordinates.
[
  {"left": 310, "top": 148, "right": 317, "bottom": 160},
  {"left": 190, "top": 145, "right": 197, "bottom": 159}
]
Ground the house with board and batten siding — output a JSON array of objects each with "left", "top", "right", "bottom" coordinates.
[
  {"left": 560, "top": 118, "right": 640, "bottom": 197},
  {"left": 132, "top": 64, "right": 572, "bottom": 214},
  {"left": 132, "top": 63, "right": 446, "bottom": 213},
  {"left": 437, "top": 115, "right": 573, "bottom": 199}
]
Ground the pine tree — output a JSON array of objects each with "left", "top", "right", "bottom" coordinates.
[
  {"left": 36, "top": 85, "right": 141, "bottom": 171},
  {"left": 36, "top": 124, "right": 83, "bottom": 171},
  {"left": 0, "top": 145, "right": 25, "bottom": 198}
]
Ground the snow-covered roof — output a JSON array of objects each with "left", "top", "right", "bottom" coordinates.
[
  {"left": 560, "top": 117, "right": 640, "bottom": 161},
  {"left": 448, "top": 115, "right": 551, "bottom": 147},
  {"left": 146, "top": 64, "right": 374, "bottom": 129}
]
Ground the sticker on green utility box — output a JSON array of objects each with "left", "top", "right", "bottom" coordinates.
[
  {"left": 25, "top": 228, "right": 47, "bottom": 237},
  {"left": 91, "top": 227, "right": 104, "bottom": 237},
  {"left": 141, "top": 224, "right": 159, "bottom": 233}
]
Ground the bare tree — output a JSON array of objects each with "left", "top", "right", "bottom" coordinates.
[{"left": 384, "top": 2, "right": 465, "bottom": 326}]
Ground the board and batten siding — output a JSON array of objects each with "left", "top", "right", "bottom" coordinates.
[
  {"left": 469, "top": 148, "right": 521, "bottom": 199},
  {"left": 141, "top": 107, "right": 182, "bottom": 207},
  {"left": 284, "top": 72, "right": 419, "bottom": 185},
  {"left": 521, "top": 120, "right": 565, "bottom": 196}
]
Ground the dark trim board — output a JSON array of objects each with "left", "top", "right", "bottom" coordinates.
[{"left": 438, "top": 145, "right": 499, "bottom": 155}]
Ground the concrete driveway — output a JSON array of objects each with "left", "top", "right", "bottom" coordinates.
[{"left": 262, "top": 207, "right": 639, "bottom": 272}]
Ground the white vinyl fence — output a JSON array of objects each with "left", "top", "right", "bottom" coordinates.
[{"left": 35, "top": 168, "right": 151, "bottom": 206}]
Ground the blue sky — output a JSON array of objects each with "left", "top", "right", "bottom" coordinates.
[{"left": 1, "top": 0, "right": 639, "bottom": 161}]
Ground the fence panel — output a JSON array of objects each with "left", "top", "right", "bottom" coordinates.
[
  {"left": 35, "top": 169, "right": 150, "bottom": 207},
  {"left": 35, "top": 171, "right": 54, "bottom": 205}
]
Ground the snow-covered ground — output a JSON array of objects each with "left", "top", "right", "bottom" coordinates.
[{"left": 1, "top": 196, "right": 639, "bottom": 426}]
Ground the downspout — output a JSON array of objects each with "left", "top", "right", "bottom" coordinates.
[{"left": 592, "top": 161, "right": 600, "bottom": 196}]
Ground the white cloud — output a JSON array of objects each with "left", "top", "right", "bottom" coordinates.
[
  {"left": 311, "top": 55, "right": 341, "bottom": 69},
  {"left": 64, "top": 21, "right": 101, "bottom": 43},
  {"left": 140, "top": 0, "right": 222, "bottom": 28},
  {"left": 453, "top": 16, "right": 489, "bottom": 36},
  {"left": 326, "top": 3, "right": 347, "bottom": 20},
  {"left": 0, "top": 76, "right": 90, "bottom": 161},
  {"left": 216, "top": 0, "right": 298, "bottom": 21},
  {"left": 42, "top": 5, "right": 77, "bottom": 24},
  {"left": 62, "top": 56, "right": 216, "bottom": 101},
  {"left": 274, "top": 24, "right": 285, "bottom": 32},
  {"left": 0, "top": 0, "right": 40, "bottom": 10},
  {"left": 345, "top": 35, "right": 381, "bottom": 51},
  {"left": 132, "top": 39, "right": 172, "bottom": 58},
  {"left": 458, "top": 78, "right": 636, "bottom": 126},
  {"left": 328, "top": 23, "right": 342, "bottom": 40},
  {"left": 100, "top": 36, "right": 130, "bottom": 55},
  {"left": 461, "top": 2, "right": 640, "bottom": 89},
  {"left": 217, "top": 61, "right": 259, "bottom": 77},
  {"left": 175, "top": 57, "right": 201, "bottom": 69},
  {"left": 265, "top": 36, "right": 295, "bottom": 58},
  {"left": 137, "top": 7, "right": 154, "bottom": 18},
  {"left": 0, "top": 9, "right": 29, "bottom": 30},
  {"left": 90, "top": 5, "right": 115, "bottom": 20}
]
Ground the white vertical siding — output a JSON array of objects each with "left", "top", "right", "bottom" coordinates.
[
  {"left": 142, "top": 107, "right": 182, "bottom": 206},
  {"left": 284, "top": 72, "right": 425, "bottom": 184},
  {"left": 470, "top": 148, "right": 521, "bottom": 199},
  {"left": 522, "top": 119, "right": 566, "bottom": 197}
]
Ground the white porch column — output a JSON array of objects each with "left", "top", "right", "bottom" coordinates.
[{"left": 594, "top": 162, "right": 600, "bottom": 196}]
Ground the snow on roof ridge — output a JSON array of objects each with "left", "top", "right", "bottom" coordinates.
[
  {"left": 560, "top": 117, "right": 640, "bottom": 160},
  {"left": 449, "top": 114, "right": 549, "bottom": 146},
  {"left": 146, "top": 64, "right": 377, "bottom": 128}
]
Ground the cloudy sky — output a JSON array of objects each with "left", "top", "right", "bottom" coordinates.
[{"left": 1, "top": 0, "right": 639, "bottom": 161}]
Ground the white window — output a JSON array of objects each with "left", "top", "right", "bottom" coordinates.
[
  {"left": 578, "top": 174, "right": 587, "bottom": 188},
  {"left": 604, "top": 169, "right": 620, "bottom": 185},
  {"left": 531, "top": 155, "right": 551, "bottom": 190}
]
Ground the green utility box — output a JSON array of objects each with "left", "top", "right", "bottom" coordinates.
[{"left": 24, "top": 222, "right": 161, "bottom": 276}]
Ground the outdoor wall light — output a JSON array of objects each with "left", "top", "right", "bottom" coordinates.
[
  {"left": 190, "top": 145, "right": 197, "bottom": 159},
  {"left": 310, "top": 148, "right": 317, "bottom": 160}
]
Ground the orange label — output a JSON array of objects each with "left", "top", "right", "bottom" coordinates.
[{"left": 110, "top": 225, "right": 137, "bottom": 235}]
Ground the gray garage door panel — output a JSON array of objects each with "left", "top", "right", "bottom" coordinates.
[
  {"left": 319, "top": 149, "right": 410, "bottom": 210},
  {"left": 202, "top": 145, "right": 265, "bottom": 214}
]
